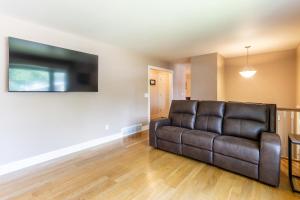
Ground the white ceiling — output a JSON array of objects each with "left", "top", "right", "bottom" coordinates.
[{"left": 0, "top": 0, "right": 300, "bottom": 61}]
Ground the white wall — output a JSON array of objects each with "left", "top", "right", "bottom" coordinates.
[{"left": 0, "top": 15, "right": 166, "bottom": 165}]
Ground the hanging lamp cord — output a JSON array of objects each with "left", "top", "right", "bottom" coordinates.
[{"left": 245, "top": 46, "right": 251, "bottom": 67}]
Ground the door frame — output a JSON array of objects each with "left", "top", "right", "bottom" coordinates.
[{"left": 147, "top": 65, "right": 173, "bottom": 123}]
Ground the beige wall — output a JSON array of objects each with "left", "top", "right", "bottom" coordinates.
[
  {"left": 0, "top": 15, "right": 166, "bottom": 165},
  {"left": 191, "top": 53, "right": 218, "bottom": 100},
  {"left": 217, "top": 54, "right": 225, "bottom": 101},
  {"left": 296, "top": 45, "right": 300, "bottom": 135},
  {"left": 224, "top": 49, "right": 297, "bottom": 108},
  {"left": 297, "top": 45, "right": 300, "bottom": 108}
]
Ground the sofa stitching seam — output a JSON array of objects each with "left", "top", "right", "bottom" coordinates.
[{"left": 214, "top": 152, "right": 259, "bottom": 165}]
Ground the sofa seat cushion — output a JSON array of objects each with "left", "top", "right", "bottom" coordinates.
[
  {"left": 214, "top": 153, "right": 258, "bottom": 179},
  {"left": 214, "top": 136, "right": 259, "bottom": 164},
  {"left": 182, "top": 130, "right": 218, "bottom": 151},
  {"left": 156, "top": 126, "right": 189, "bottom": 143}
]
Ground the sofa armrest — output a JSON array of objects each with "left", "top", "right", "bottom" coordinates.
[
  {"left": 149, "top": 118, "right": 170, "bottom": 147},
  {"left": 259, "top": 132, "right": 281, "bottom": 187}
]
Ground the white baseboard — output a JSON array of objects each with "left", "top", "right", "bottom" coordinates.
[{"left": 0, "top": 124, "right": 149, "bottom": 177}]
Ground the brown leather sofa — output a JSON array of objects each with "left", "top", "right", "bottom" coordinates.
[{"left": 149, "top": 100, "right": 281, "bottom": 187}]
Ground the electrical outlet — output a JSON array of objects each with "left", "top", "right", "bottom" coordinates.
[{"left": 105, "top": 124, "right": 109, "bottom": 130}]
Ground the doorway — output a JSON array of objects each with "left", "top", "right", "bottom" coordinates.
[{"left": 148, "top": 66, "right": 173, "bottom": 120}]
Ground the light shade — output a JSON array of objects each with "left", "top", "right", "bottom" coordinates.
[{"left": 239, "top": 70, "right": 256, "bottom": 78}]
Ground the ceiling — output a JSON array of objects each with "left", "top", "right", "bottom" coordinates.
[{"left": 0, "top": 0, "right": 300, "bottom": 61}]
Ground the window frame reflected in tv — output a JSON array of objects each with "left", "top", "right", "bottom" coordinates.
[{"left": 8, "top": 37, "right": 99, "bottom": 92}]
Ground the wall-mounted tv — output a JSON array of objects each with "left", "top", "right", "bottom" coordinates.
[{"left": 8, "top": 37, "right": 98, "bottom": 92}]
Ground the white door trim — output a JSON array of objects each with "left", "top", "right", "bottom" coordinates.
[
  {"left": 147, "top": 65, "right": 173, "bottom": 123},
  {"left": 148, "top": 65, "right": 173, "bottom": 73}
]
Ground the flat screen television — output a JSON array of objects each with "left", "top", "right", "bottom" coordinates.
[{"left": 8, "top": 37, "right": 98, "bottom": 92}]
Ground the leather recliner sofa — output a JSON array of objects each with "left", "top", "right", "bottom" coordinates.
[{"left": 149, "top": 100, "right": 281, "bottom": 187}]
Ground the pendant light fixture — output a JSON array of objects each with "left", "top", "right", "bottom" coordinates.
[{"left": 239, "top": 46, "right": 256, "bottom": 78}]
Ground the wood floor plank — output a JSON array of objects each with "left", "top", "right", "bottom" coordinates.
[{"left": 0, "top": 131, "right": 300, "bottom": 200}]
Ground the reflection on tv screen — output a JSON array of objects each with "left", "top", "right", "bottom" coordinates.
[{"left": 8, "top": 37, "right": 98, "bottom": 92}]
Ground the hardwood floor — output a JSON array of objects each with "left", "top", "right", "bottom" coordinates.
[{"left": 1, "top": 131, "right": 300, "bottom": 200}]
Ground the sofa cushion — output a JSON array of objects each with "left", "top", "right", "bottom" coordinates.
[
  {"left": 214, "top": 136, "right": 260, "bottom": 164},
  {"left": 194, "top": 101, "right": 225, "bottom": 134},
  {"left": 182, "top": 130, "right": 218, "bottom": 151},
  {"left": 156, "top": 126, "right": 188, "bottom": 143},
  {"left": 223, "top": 102, "right": 268, "bottom": 140},
  {"left": 157, "top": 139, "right": 181, "bottom": 154},
  {"left": 169, "top": 100, "right": 198, "bottom": 129},
  {"left": 182, "top": 145, "right": 213, "bottom": 164},
  {"left": 214, "top": 153, "right": 258, "bottom": 179}
]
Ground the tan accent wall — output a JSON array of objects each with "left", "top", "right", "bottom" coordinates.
[
  {"left": 297, "top": 45, "right": 300, "bottom": 108},
  {"left": 296, "top": 45, "right": 300, "bottom": 135},
  {"left": 224, "top": 49, "right": 297, "bottom": 108}
]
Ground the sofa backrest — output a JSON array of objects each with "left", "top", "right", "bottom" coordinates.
[
  {"left": 194, "top": 101, "right": 225, "bottom": 134},
  {"left": 169, "top": 100, "right": 198, "bottom": 129},
  {"left": 167, "top": 100, "right": 276, "bottom": 139},
  {"left": 223, "top": 102, "right": 271, "bottom": 140}
]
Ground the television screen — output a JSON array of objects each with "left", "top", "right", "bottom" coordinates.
[{"left": 8, "top": 37, "right": 98, "bottom": 92}]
